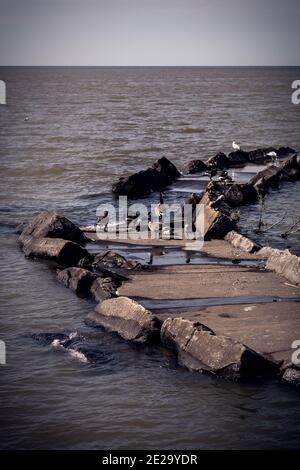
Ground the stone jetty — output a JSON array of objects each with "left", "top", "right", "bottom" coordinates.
[{"left": 19, "top": 147, "right": 300, "bottom": 386}]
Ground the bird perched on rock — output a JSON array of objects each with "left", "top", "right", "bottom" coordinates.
[
  {"left": 232, "top": 141, "right": 240, "bottom": 151},
  {"left": 266, "top": 151, "right": 278, "bottom": 164}
]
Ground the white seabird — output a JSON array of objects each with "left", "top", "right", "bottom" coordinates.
[{"left": 232, "top": 141, "right": 240, "bottom": 151}]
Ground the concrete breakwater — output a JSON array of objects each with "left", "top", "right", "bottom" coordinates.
[{"left": 19, "top": 151, "right": 300, "bottom": 387}]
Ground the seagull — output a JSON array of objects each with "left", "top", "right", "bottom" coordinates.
[
  {"left": 232, "top": 141, "right": 240, "bottom": 151},
  {"left": 266, "top": 151, "right": 277, "bottom": 164},
  {"left": 24, "top": 116, "right": 29, "bottom": 122}
]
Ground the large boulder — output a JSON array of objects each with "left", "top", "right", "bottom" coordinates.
[
  {"left": 19, "top": 210, "right": 86, "bottom": 246},
  {"left": 86, "top": 296, "right": 162, "bottom": 343},
  {"left": 161, "top": 317, "right": 279, "bottom": 380},
  {"left": 185, "top": 159, "right": 208, "bottom": 174},
  {"left": 21, "top": 237, "right": 90, "bottom": 266},
  {"left": 112, "top": 157, "right": 180, "bottom": 197},
  {"left": 206, "top": 152, "right": 230, "bottom": 169},
  {"left": 57, "top": 267, "right": 98, "bottom": 296}
]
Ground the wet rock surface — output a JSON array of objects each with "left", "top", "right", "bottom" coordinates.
[
  {"left": 86, "top": 296, "right": 162, "bottom": 343},
  {"left": 21, "top": 237, "right": 90, "bottom": 267},
  {"left": 160, "top": 317, "right": 279, "bottom": 380},
  {"left": 112, "top": 157, "right": 180, "bottom": 197},
  {"left": 57, "top": 267, "right": 98, "bottom": 296},
  {"left": 19, "top": 210, "right": 86, "bottom": 246}
]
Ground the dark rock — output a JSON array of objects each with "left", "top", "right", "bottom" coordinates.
[
  {"left": 161, "top": 317, "right": 279, "bottom": 380},
  {"left": 247, "top": 147, "right": 276, "bottom": 162},
  {"left": 86, "top": 296, "right": 162, "bottom": 343},
  {"left": 57, "top": 267, "right": 98, "bottom": 296},
  {"left": 152, "top": 156, "right": 181, "bottom": 179},
  {"left": 224, "top": 183, "right": 257, "bottom": 206},
  {"left": 90, "top": 277, "right": 119, "bottom": 302},
  {"left": 19, "top": 210, "right": 86, "bottom": 246},
  {"left": 112, "top": 157, "right": 180, "bottom": 197},
  {"left": 93, "top": 250, "right": 142, "bottom": 272},
  {"left": 205, "top": 211, "right": 236, "bottom": 239},
  {"left": 21, "top": 237, "right": 90, "bottom": 266},
  {"left": 206, "top": 152, "right": 230, "bottom": 169},
  {"left": 227, "top": 150, "right": 249, "bottom": 165},
  {"left": 185, "top": 159, "right": 208, "bottom": 174},
  {"left": 277, "top": 146, "right": 296, "bottom": 156}
]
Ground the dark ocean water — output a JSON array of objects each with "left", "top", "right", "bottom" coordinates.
[{"left": 0, "top": 67, "right": 300, "bottom": 450}]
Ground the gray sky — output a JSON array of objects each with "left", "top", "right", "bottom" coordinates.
[{"left": 0, "top": 0, "right": 299, "bottom": 65}]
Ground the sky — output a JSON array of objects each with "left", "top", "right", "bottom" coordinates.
[{"left": 0, "top": 0, "right": 299, "bottom": 66}]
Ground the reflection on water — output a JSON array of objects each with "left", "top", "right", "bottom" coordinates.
[{"left": 0, "top": 67, "right": 300, "bottom": 450}]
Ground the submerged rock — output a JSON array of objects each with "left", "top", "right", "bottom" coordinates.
[
  {"left": 185, "top": 159, "right": 208, "bottom": 174},
  {"left": 112, "top": 157, "right": 180, "bottom": 197},
  {"left": 161, "top": 317, "right": 279, "bottom": 380},
  {"left": 57, "top": 267, "right": 98, "bottom": 296},
  {"left": 86, "top": 296, "right": 162, "bottom": 343},
  {"left": 21, "top": 237, "right": 90, "bottom": 266},
  {"left": 19, "top": 210, "right": 86, "bottom": 246}
]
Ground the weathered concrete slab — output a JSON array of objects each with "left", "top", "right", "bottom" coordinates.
[
  {"left": 161, "top": 317, "right": 279, "bottom": 380},
  {"left": 86, "top": 296, "right": 162, "bottom": 343}
]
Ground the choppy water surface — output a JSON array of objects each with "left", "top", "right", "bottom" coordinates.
[{"left": 0, "top": 67, "right": 300, "bottom": 450}]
